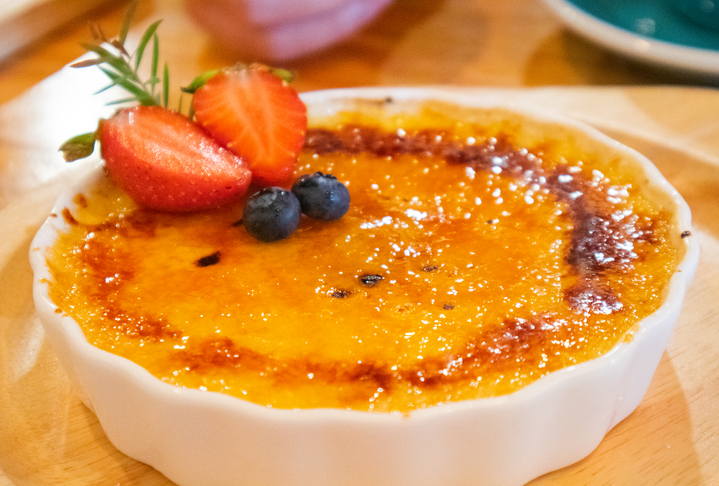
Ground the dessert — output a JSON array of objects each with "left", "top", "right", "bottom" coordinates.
[
  {"left": 44, "top": 97, "right": 685, "bottom": 414},
  {"left": 32, "top": 89, "right": 698, "bottom": 486}
]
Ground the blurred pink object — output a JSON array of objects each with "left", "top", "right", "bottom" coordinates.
[{"left": 186, "top": 0, "right": 392, "bottom": 61}]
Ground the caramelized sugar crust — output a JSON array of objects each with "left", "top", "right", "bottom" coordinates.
[{"left": 46, "top": 103, "right": 680, "bottom": 412}]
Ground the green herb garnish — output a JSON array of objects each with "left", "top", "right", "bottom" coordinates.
[{"left": 70, "top": 1, "right": 168, "bottom": 108}]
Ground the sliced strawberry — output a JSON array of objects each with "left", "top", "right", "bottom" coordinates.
[
  {"left": 99, "top": 106, "right": 252, "bottom": 212},
  {"left": 192, "top": 65, "right": 307, "bottom": 186}
]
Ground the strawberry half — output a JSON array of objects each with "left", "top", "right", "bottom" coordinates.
[
  {"left": 192, "top": 65, "right": 307, "bottom": 186},
  {"left": 99, "top": 106, "right": 252, "bottom": 212}
]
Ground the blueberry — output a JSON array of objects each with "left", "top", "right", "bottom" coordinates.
[
  {"left": 291, "top": 172, "right": 350, "bottom": 221},
  {"left": 242, "top": 187, "right": 301, "bottom": 242}
]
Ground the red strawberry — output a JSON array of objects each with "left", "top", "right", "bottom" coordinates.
[
  {"left": 192, "top": 65, "right": 307, "bottom": 186},
  {"left": 99, "top": 106, "right": 252, "bottom": 212}
]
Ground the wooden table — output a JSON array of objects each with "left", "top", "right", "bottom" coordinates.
[{"left": 1, "top": 0, "right": 718, "bottom": 485}]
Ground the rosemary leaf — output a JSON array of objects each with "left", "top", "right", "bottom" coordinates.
[
  {"left": 106, "top": 56, "right": 137, "bottom": 79},
  {"left": 119, "top": 0, "right": 139, "bottom": 46},
  {"left": 106, "top": 97, "right": 138, "bottom": 106},
  {"left": 134, "top": 20, "right": 162, "bottom": 71},
  {"left": 59, "top": 132, "right": 97, "bottom": 162},
  {"left": 94, "top": 81, "right": 121, "bottom": 95},
  {"left": 70, "top": 59, "right": 103, "bottom": 68},
  {"left": 151, "top": 33, "right": 159, "bottom": 80},
  {"left": 100, "top": 67, "right": 152, "bottom": 103},
  {"left": 111, "top": 39, "right": 129, "bottom": 57},
  {"left": 162, "top": 63, "right": 170, "bottom": 108}
]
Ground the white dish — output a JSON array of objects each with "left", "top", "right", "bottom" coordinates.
[
  {"left": 29, "top": 87, "right": 699, "bottom": 486},
  {"left": 542, "top": 0, "right": 719, "bottom": 77}
]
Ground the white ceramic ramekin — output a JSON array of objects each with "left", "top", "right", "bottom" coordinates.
[{"left": 30, "top": 88, "right": 699, "bottom": 486}]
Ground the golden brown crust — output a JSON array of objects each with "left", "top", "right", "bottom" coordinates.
[{"left": 46, "top": 113, "right": 678, "bottom": 412}]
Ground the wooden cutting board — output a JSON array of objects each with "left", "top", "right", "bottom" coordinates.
[{"left": 0, "top": 0, "right": 113, "bottom": 61}]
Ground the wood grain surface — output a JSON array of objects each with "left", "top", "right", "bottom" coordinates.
[
  {"left": 0, "top": 0, "right": 118, "bottom": 64},
  {"left": 0, "top": 0, "right": 718, "bottom": 485}
]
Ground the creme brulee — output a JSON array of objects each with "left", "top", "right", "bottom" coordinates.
[{"left": 45, "top": 100, "right": 681, "bottom": 413}]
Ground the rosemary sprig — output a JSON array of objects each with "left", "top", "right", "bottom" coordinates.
[
  {"left": 70, "top": 0, "right": 168, "bottom": 108},
  {"left": 60, "top": 0, "right": 170, "bottom": 161}
]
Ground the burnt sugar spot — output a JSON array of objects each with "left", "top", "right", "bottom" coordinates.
[
  {"left": 170, "top": 334, "right": 396, "bottom": 400},
  {"left": 73, "top": 193, "right": 88, "bottom": 208},
  {"left": 415, "top": 317, "right": 553, "bottom": 386},
  {"left": 565, "top": 280, "right": 623, "bottom": 315},
  {"left": 330, "top": 288, "right": 353, "bottom": 298},
  {"left": 305, "top": 125, "right": 457, "bottom": 158},
  {"left": 304, "top": 129, "right": 345, "bottom": 154},
  {"left": 102, "top": 305, "right": 178, "bottom": 341},
  {"left": 61, "top": 208, "right": 78, "bottom": 226},
  {"left": 124, "top": 211, "right": 158, "bottom": 237},
  {"left": 172, "top": 336, "right": 266, "bottom": 372},
  {"left": 305, "top": 126, "right": 544, "bottom": 175},
  {"left": 564, "top": 212, "right": 638, "bottom": 274},
  {"left": 196, "top": 251, "right": 221, "bottom": 267},
  {"left": 359, "top": 274, "right": 383, "bottom": 287}
]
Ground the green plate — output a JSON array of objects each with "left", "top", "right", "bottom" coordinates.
[{"left": 543, "top": 0, "right": 719, "bottom": 76}]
